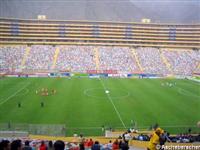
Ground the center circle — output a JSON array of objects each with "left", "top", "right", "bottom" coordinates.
[{"left": 84, "top": 88, "right": 130, "bottom": 99}]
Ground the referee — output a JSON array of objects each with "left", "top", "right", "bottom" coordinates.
[{"left": 41, "top": 101, "right": 44, "bottom": 107}]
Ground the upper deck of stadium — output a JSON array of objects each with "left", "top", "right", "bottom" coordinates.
[
  {"left": 0, "top": 0, "right": 199, "bottom": 48},
  {"left": 0, "top": 17, "right": 200, "bottom": 48}
]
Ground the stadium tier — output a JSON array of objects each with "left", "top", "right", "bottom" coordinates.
[
  {"left": 0, "top": 45, "right": 199, "bottom": 75},
  {"left": 0, "top": 18, "right": 200, "bottom": 48},
  {"left": 1, "top": 0, "right": 200, "bottom": 149}
]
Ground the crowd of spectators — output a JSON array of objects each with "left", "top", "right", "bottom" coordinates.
[
  {"left": 0, "top": 137, "right": 130, "bottom": 150},
  {"left": 134, "top": 131, "right": 200, "bottom": 143},
  {"left": 162, "top": 49, "right": 200, "bottom": 75},
  {"left": 169, "top": 133, "right": 200, "bottom": 143},
  {"left": 0, "top": 131, "right": 200, "bottom": 150},
  {"left": 0, "top": 46, "right": 26, "bottom": 72},
  {"left": 135, "top": 47, "right": 169, "bottom": 75},
  {"left": 0, "top": 139, "right": 66, "bottom": 150},
  {"left": 56, "top": 46, "right": 96, "bottom": 72},
  {"left": 98, "top": 47, "right": 139, "bottom": 74},
  {"left": 25, "top": 45, "right": 55, "bottom": 70},
  {"left": 0, "top": 45, "right": 199, "bottom": 75},
  {"left": 118, "top": 127, "right": 200, "bottom": 144}
]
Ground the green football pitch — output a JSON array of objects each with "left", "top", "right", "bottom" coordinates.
[{"left": 0, "top": 77, "right": 199, "bottom": 136}]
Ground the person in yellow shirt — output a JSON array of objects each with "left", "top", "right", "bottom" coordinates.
[{"left": 147, "top": 128, "right": 163, "bottom": 150}]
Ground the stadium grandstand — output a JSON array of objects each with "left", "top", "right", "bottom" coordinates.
[{"left": 0, "top": 0, "right": 200, "bottom": 150}]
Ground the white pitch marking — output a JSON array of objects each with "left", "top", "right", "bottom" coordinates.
[
  {"left": 175, "top": 85, "right": 200, "bottom": 98},
  {"left": 99, "top": 78, "right": 127, "bottom": 129},
  {"left": 66, "top": 124, "right": 197, "bottom": 130},
  {"left": 0, "top": 83, "right": 30, "bottom": 106}
]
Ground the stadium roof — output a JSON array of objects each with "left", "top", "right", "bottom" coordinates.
[{"left": 0, "top": 0, "right": 199, "bottom": 24}]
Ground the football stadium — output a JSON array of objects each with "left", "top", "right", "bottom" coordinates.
[{"left": 0, "top": 0, "right": 200, "bottom": 150}]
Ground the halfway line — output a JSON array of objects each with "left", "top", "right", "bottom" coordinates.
[{"left": 99, "top": 78, "right": 126, "bottom": 129}]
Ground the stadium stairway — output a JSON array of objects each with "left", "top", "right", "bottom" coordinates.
[
  {"left": 197, "top": 63, "right": 200, "bottom": 70},
  {"left": 159, "top": 49, "right": 173, "bottom": 74},
  {"left": 195, "top": 62, "right": 200, "bottom": 73},
  {"left": 51, "top": 47, "right": 60, "bottom": 69},
  {"left": 94, "top": 47, "right": 100, "bottom": 71},
  {"left": 131, "top": 48, "right": 144, "bottom": 72},
  {"left": 190, "top": 50, "right": 200, "bottom": 73},
  {"left": 21, "top": 46, "right": 30, "bottom": 68}
]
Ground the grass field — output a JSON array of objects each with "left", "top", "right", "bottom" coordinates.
[{"left": 0, "top": 77, "right": 199, "bottom": 136}]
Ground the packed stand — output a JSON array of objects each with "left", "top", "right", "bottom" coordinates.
[
  {"left": 25, "top": 45, "right": 55, "bottom": 70},
  {"left": 1, "top": 45, "right": 199, "bottom": 75},
  {"left": 162, "top": 49, "right": 200, "bottom": 75},
  {"left": 194, "top": 64, "right": 200, "bottom": 74},
  {"left": 135, "top": 47, "right": 169, "bottom": 75},
  {"left": 0, "top": 46, "right": 26, "bottom": 72},
  {"left": 0, "top": 130, "right": 200, "bottom": 150},
  {"left": 56, "top": 46, "right": 96, "bottom": 72},
  {"left": 98, "top": 47, "right": 139, "bottom": 74}
]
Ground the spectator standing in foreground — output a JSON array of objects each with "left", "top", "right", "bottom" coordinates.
[
  {"left": 39, "top": 141, "right": 46, "bottom": 150},
  {"left": 47, "top": 141, "right": 53, "bottom": 150},
  {"left": 0, "top": 140, "right": 10, "bottom": 150},
  {"left": 112, "top": 139, "right": 119, "bottom": 150},
  {"left": 120, "top": 139, "right": 129, "bottom": 150},
  {"left": 106, "top": 140, "right": 112, "bottom": 150},
  {"left": 147, "top": 128, "right": 163, "bottom": 150},
  {"left": 22, "top": 141, "right": 32, "bottom": 150},
  {"left": 79, "top": 141, "right": 85, "bottom": 150},
  {"left": 160, "top": 131, "right": 171, "bottom": 148},
  {"left": 91, "top": 141, "right": 100, "bottom": 150},
  {"left": 53, "top": 140, "right": 65, "bottom": 150},
  {"left": 88, "top": 138, "right": 94, "bottom": 148},
  {"left": 11, "top": 140, "right": 22, "bottom": 150}
]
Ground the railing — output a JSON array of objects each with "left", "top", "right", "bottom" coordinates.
[
  {"left": 0, "top": 123, "right": 199, "bottom": 136},
  {"left": 0, "top": 123, "right": 66, "bottom": 136}
]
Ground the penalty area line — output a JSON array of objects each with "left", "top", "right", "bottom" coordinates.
[
  {"left": 0, "top": 83, "right": 30, "bottom": 106},
  {"left": 175, "top": 85, "right": 200, "bottom": 98},
  {"left": 99, "top": 78, "right": 127, "bottom": 129}
]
